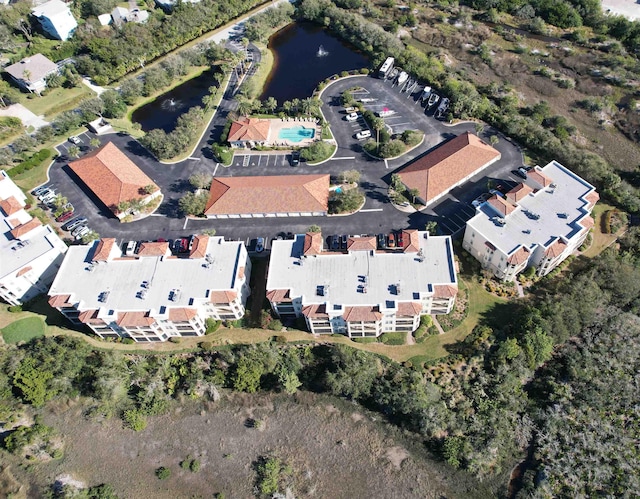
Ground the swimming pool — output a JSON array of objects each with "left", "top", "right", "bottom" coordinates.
[{"left": 278, "top": 125, "right": 316, "bottom": 143}]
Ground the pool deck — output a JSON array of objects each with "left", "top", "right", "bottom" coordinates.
[{"left": 267, "top": 118, "right": 321, "bottom": 147}]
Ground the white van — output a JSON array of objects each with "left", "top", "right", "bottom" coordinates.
[{"left": 356, "top": 130, "right": 372, "bottom": 140}]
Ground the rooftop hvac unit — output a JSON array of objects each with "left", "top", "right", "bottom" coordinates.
[
  {"left": 98, "top": 291, "right": 110, "bottom": 303},
  {"left": 497, "top": 218, "right": 506, "bottom": 226}
]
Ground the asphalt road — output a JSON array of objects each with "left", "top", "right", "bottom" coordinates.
[{"left": 43, "top": 74, "right": 524, "bottom": 252}]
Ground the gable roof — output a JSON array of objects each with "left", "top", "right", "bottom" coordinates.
[
  {"left": 168, "top": 307, "right": 198, "bottom": 322},
  {"left": 507, "top": 246, "right": 530, "bottom": 265},
  {"left": 585, "top": 191, "right": 599, "bottom": 207},
  {"left": 528, "top": 168, "right": 553, "bottom": 188},
  {"left": 189, "top": 235, "right": 209, "bottom": 259},
  {"left": 343, "top": 306, "right": 382, "bottom": 322},
  {"left": 92, "top": 238, "right": 116, "bottom": 262},
  {"left": 209, "top": 290, "right": 237, "bottom": 304},
  {"left": 228, "top": 117, "right": 271, "bottom": 142},
  {"left": 116, "top": 311, "right": 155, "bottom": 327},
  {"left": 397, "top": 132, "right": 500, "bottom": 202},
  {"left": 487, "top": 195, "right": 516, "bottom": 217},
  {"left": 433, "top": 284, "right": 458, "bottom": 299},
  {"left": 396, "top": 302, "right": 422, "bottom": 316},
  {"left": 78, "top": 309, "right": 102, "bottom": 324},
  {"left": 301, "top": 303, "right": 328, "bottom": 319},
  {"left": 137, "top": 241, "right": 170, "bottom": 257},
  {"left": 347, "top": 236, "right": 376, "bottom": 252},
  {"left": 48, "top": 294, "right": 72, "bottom": 307},
  {"left": 10, "top": 218, "right": 42, "bottom": 239},
  {"left": 506, "top": 183, "right": 533, "bottom": 203},
  {"left": 4, "top": 54, "right": 57, "bottom": 84},
  {"left": 68, "top": 142, "right": 158, "bottom": 214},
  {"left": 266, "top": 289, "right": 292, "bottom": 302},
  {"left": 0, "top": 196, "right": 23, "bottom": 216},
  {"left": 303, "top": 232, "right": 323, "bottom": 255},
  {"left": 205, "top": 175, "right": 329, "bottom": 216},
  {"left": 402, "top": 229, "right": 420, "bottom": 253},
  {"left": 545, "top": 239, "right": 568, "bottom": 258}
]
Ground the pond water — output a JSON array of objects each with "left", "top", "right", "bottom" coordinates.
[
  {"left": 131, "top": 69, "right": 218, "bottom": 133},
  {"left": 260, "top": 22, "right": 370, "bottom": 103}
]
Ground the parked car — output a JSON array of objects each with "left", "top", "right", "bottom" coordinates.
[
  {"left": 514, "top": 167, "right": 528, "bottom": 179},
  {"left": 290, "top": 150, "right": 300, "bottom": 166},
  {"left": 472, "top": 192, "right": 492, "bottom": 208},
  {"left": 344, "top": 107, "right": 357, "bottom": 114},
  {"left": 41, "top": 193, "right": 56, "bottom": 205},
  {"left": 489, "top": 189, "right": 506, "bottom": 199},
  {"left": 331, "top": 235, "right": 340, "bottom": 250},
  {"left": 68, "top": 135, "right": 81, "bottom": 145},
  {"left": 56, "top": 210, "right": 75, "bottom": 223},
  {"left": 74, "top": 226, "right": 90, "bottom": 240},
  {"left": 340, "top": 234, "right": 347, "bottom": 249},
  {"left": 396, "top": 231, "right": 404, "bottom": 248},
  {"left": 63, "top": 217, "right": 87, "bottom": 231},
  {"left": 178, "top": 237, "right": 189, "bottom": 253},
  {"left": 355, "top": 130, "right": 372, "bottom": 140},
  {"left": 345, "top": 112, "right": 359, "bottom": 122},
  {"left": 125, "top": 240, "right": 137, "bottom": 256},
  {"left": 255, "top": 237, "right": 265, "bottom": 253},
  {"left": 377, "top": 233, "right": 387, "bottom": 249},
  {"left": 37, "top": 189, "right": 53, "bottom": 201},
  {"left": 387, "top": 233, "right": 396, "bottom": 248},
  {"left": 32, "top": 186, "right": 49, "bottom": 196}
]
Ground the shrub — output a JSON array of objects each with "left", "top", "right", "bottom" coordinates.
[
  {"left": 124, "top": 409, "right": 148, "bottom": 431},
  {"left": 205, "top": 318, "right": 221, "bottom": 334},
  {"left": 8, "top": 149, "right": 53, "bottom": 177},
  {"left": 8, "top": 305, "right": 22, "bottom": 313},
  {"left": 155, "top": 467, "right": 171, "bottom": 480},
  {"left": 256, "top": 456, "right": 281, "bottom": 495},
  {"left": 274, "top": 335, "right": 287, "bottom": 344},
  {"left": 379, "top": 332, "right": 406, "bottom": 345},
  {"left": 352, "top": 337, "right": 377, "bottom": 343},
  {"left": 301, "top": 141, "right": 335, "bottom": 163},
  {"left": 267, "top": 319, "right": 283, "bottom": 331},
  {"left": 122, "top": 338, "right": 135, "bottom": 344}
]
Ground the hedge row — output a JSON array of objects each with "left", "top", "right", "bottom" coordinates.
[{"left": 8, "top": 149, "right": 53, "bottom": 177}]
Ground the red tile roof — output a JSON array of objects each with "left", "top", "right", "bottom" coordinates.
[
  {"left": 506, "top": 183, "right": 533, "bottom": 203},
  {"left": 347, "top": 236, "right": 376, "bottom": 252},
  {"left": 303, "top": 232, "right": 323, "bottom": 255},
  {"left": 209, "top": 290, "right": 238, "bottom": 304},
  {"left": 433, "top": 284, "right": 458, "bottom": 299},
  {"left": 507, "top": 246, "right": 530, "bottom": 265},
  {"left": 0, "top": 196, "right": 23, "bottom": 216},
  {"left": 68, "top": 142, "right": 159, "bottom": 215},
  {"left": 16, "top": 266, "right": 32, "bottom": 277},
  {"left": 189, "top": 235, "right": 209, "bottom": 259},
  {"left": 10, "top": 218, "right": 41, "bottom": 239},
  {"left": 228, "top": 117, "right": 271, "bottom": 142},
  {"left": 343, "top": 306, "right": 382, "bottom": 322},
  {"left": 266, "top": 289, "right": 291, "bottom": 302},
  {"left": 397, "top": 132, "right": 500, "bottom": 203},
  {"left": 205, "top": 175, "right": 329, "bottom": 216},
  {"left": 137, "top": 241, "right": 170, "bottom": 257},
  {"left": 302, "top": 303, "right": 329, "bottom": 319},
  {"left": 487, "top": 195, "right": 516, "bottom": 216},
  {"left": 402, "top": 229, "right": 420, "bottom": 253},
  {"left": 78, "top": 309, "right": 102, "bottom": 324},
  {"left": 397, "top": 302, "right": 422, "bottom": 316},
  {"left": 545, "top": 239, "right": 568, "bottom": 258},
  {"left": 580, "top": 216, "right": 595, "bottom": 230},
  {"left": 48, "top": 294, "right": 72, "bottom": 307},
  {"left": 92, "top": 238, "right": 116, "bottom": 262},
  {"left": 168, "top": 308, "right": 198, "bottom": 322},
  {"left": 7, "top": 217, "right": 21, "bottom": 229},
  {"left": 116, "top": 311, "right": 155, "bottom": 327},
  {"left": 529, "top": 168, "right": 553, "bottom": 188},
  {"left": 585, "top": 190, "right": 599, "bottom": 207}
]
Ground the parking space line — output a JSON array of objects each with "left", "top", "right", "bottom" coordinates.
[
  {"left": 453, "top": 213, "right": 468, "bottom": 225},
  {"left": 330, "top": 156, "right": 355, "bottom": 160},
  {"left": 213, "top": 164, "right": 219, "bottom": 176},
  {"left": 183, "top": 218, "right": 189, "bottom": 230},
  {"left": 242, "top": 155, "right": 249, "bottom": 167},
  {"left": 440, "top": 221, "right": 456, "bottom": 234}
]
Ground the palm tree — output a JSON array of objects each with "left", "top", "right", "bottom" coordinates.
[
  {"left": 489, "top": 134, "right": 499, "bottom": 146},
  {"left": 263, "top": 96, "right": 278, "bottom": 114},
  {"left": 236, "top": 96, "right": 254, "bottom": 117},
  {"left": 90, "top": 138, "right": 100, "bottom": 149},
  {"left": 67, "top": 145, "right": 80, "bottom": 158},
  {"left": 371, "top": 117, "right": 385, "bottom": 153}
]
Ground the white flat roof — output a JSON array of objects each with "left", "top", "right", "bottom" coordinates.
[
  {"left": 1, "top": 222, "right": 60, "bottom": 278},
  {"left": 467, "top": 161, "right": 595, "bottom": 255},
  {"left": 267, "top": 232, "right": 456, "bottom": 306},
  {"left": 49, "top": 236, "right": 244, "bottom": 312}
]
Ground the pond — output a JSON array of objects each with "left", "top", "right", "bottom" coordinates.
[
  {"left": 131, "top": 69, "right": 219, "bottom": 133},
  {"left": 260, "top": 22, "right": 370, "bottom": 104}
]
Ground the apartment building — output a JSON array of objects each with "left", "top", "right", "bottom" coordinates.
[
  {"left": 266, "top": 231, "right": 458, "bottom": 338},
  {"left": 0, "top": 170, "right": 68, "bottom": 306},
  {"left": 31, "top": 0, "right": 77, "bottom": 41},
  {"left": 48, "top": 235, "right": 251, "bottom": 342},
  {"left": 463, "top": 160, "right": 598, "bottom": 281}
]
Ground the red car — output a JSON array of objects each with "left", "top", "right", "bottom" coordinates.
[
  {"left": 387, "top": 233, "right": 396, "bottom": 248},
  {"left": 56, "top": 210, "right": 74, "bottom": 223},
  {"left": 396, "top": 231, "right": 404, "bottom": 248}
]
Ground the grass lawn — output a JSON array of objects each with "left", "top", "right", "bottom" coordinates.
[
  {"left": 21, "top": 86, "right": 94, "bottom": 118},
  {"left": 1, "top": 316, "right": 45, "bottom": 344},
  {"left": 582, "top": 202, "right": 620, "bottom": 258},
  {"left": 250, "top": 43, "right": 273, "bottom": 98}
]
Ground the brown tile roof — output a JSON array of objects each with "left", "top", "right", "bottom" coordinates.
[
  {"left": 92, "top": 238, "right": 116, "bottom": 262},
  {"left": 347, "top": 236, "right": 376, "bottom": 252},
  {"left": 7, "top": 217, "right": 21, "bottom": 228},
  {"left": 10, "top": 218, "right": 42, "bottom": 239},
  {"left": 506, "top": 183, "right": 533, "bottom": 203},
  {"left": 16, "top": 266, "right": 32, "bottom": 277},
  {"left": 302, "top": 303, "right": 329, "bottom": 319},
  {"left": 585, "top": 190, "right": 599, "bottom": 207},
  {"left": 343, "top": 306, "right": 382, "bottom": 322},
  {"left": 0, "top": 196, "right": 23, "bottom": 216},
  {"left": 68, "top": 142, "right": 159, "bottom": 214},
  {"left": 205, "top": 175, "right": 329, "bottom": 216},
  {"left": 137, "top": 241, "right": 170, "bottom": 257},
  {"left": 116, "top": 311, "right": 155, "bottom": 327},
  {"left": 402, "top": 229, "right": 420, "bottom": 253},
  {"left": 189, "top": 235, "right": 209, "bottom": 259},
  {"left": 228, "top": 117, "right": 271, "bottom": 142},
  {"left": 397, "top": 132, "right": 500, "bottom": 203},
  {"left": 266, "top": 289, "right": 291, "bottom": 302},
  {"left": 48, "top": 294, "right": 72, "bottom": 307},
  {"left": 397, "top": 302, "right": 422, "bottom": 316},
  {"left": 507, "top": 246, "right": 530, "bottom": 265},
  {"left": 433, "top": 284, "right": 458, "bottom": 299},
  {"left": 487, "top": 195, "right": 516, "bottom": 217},
  {"left": 303, "top": 232, "right": 323, "bottom": 255},
  {"left": 4, "top": 54, "right": 58, "bottom": 85},
  {"left": 168, "top": 308, "right": 198, "bottom": 322},
  {"left": 580, "top": 215, "right": 595, "bottom": 230},
  {"left": 78, "top": 309, "right": 102, "bottom": 324},
  {"left": 529, "top": 168, "right": 553, "bottom": 188},
  {"left": 545, "top": 239, "right": 568, "bottom": 258},
  {"left": 209, "top": 290, "right": 238, "bottom": 304}
]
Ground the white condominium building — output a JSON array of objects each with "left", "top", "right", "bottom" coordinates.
[
  {"left": 48, "top": 235, "right": 251, "bottom": 342},
  {"left": 463, "top": 160, "right": 598, "bottom": 281},
  {"left": 266, "top": 231, "right": 458, "bottom": 338},
  {"left": 0, "top": 171, "right": 67, "bottom": 306}
]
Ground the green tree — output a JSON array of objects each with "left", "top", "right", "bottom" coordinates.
[
  {"left": 67, "top": 145, "right": 80, "bottom": 158},
  {"left": 338, "top": 169, "right": 360, "bottom": 185},
  {"left": 408, "top": 187, "right": 420, "bottom": 203},
  {"left": 178, "top": 192, "right": 208, "bottom": 217},
  {"left": 12, "top": 357, "right": 53, "bottom": 407},
  {"left": 278, "top": 369, "right": 302, "bottom": 394},
  {"left": 100, "top": 89, "right": 127, "bottom": 119},
  {"left": 307, "top": 224, "right": 321, "bottom": 233},
  {"left": 189, "top": 172, "right": 212, "bottom": 190},
  {"left": 90, "top": 138, "right": 101, "bottom": 149},
  {"left": 124, "top": 408, "right": 148, "bottom": 431},
  {"left": 155, "top": 467, "right": 171, "bottom": 480},
  {"left": 232, "top": 355, "right": 264, "bottom": 393},
  {"left": 256, "top": 456, "right": 281, "bottom": 495},
  {"left": 262, "top": 96, "right": 278, "bottom": 114},
  {"left": 424, "top": 221, "right": 438, "bottom": 235},
  {"left": 523, "top": 328, "right": 554, "bottom": 369},
  {"left": 443, "top": 436, "right": 464, "bottom": 468}
]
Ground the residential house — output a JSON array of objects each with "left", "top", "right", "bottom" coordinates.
[
  {"left": 227, "top": 117, "right": 271, "bottom": 148},
  {"left": 48, "top": 235, "right": 251, "bottom": 342},
  {"left": 205, "top": 174, "right": 329, "bottom": 218},
  {"left": 31, "top": 0, "right": 77, "bottom": 41},
  {"left": 0, "top": 170, "right": 67, "bottom": 306},
  {"left": 463, "top": 160, "right": 598, "bottom": 281},
  {"left": 396, "top": 132, "right": 501, "bottom": 206},
  {"left": 4, "top": 54, "right": 58, "bottom": 94},
  {"left": 154, "top": 0, "right": 201, "bottom": 11},
  {"left": 68, "top": 142, "right": 161, "bottom": 220},
  {"left": 109, "top": 6, "right": 149, "bottom": 26},
  {"left": 266, "top": 231, "right": 458, "bottom": 337}
]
